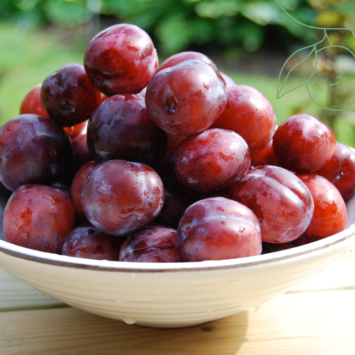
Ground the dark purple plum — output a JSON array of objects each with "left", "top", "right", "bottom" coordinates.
[
  {"left": 177, "top": 197, "right": 262, "bottom": 261},
  {"left": 87, "top": 94, "right": 167, "bottom": 168},
  {"left": 62, "top": 224, "right": 121, "bottom": 260},
  {"left": 41, "top": 63, "right": 102, "bottom": 127},
  {"left": 119, "top": 225, "right": 183, "bottom": 262},
  {"left": 0, "top": 114, "right": 72, "bottom": 191},
  {"left": 81, "top": 160, "right": 164, "bottom": 236}
]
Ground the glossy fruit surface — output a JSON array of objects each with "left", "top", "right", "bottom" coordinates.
[
  {"left": 157, "top": 51, "right": 216, "bottom": 73},
  {"left": 64, "top": 121, "right": 87, "bottom": 140},
  {"left": 251, "top": 140, "right": 279, "bottom": 167},
  {"left": 81, "top": 160, "right": 164, "bottom": 236},
  {"left": 0, "top": 114, "right": 72, "bottom": 191},
  {"left": 20, "top": 84, "right": 48, "bottom": 118},
  {"left": 41, "top": 63, "right": 102, "bottom": 127},
  {"left": 273, "top": 114, "right": 336, "bottom": 173},
  {"left": 3, "top": 184, "right": 76, "bottom": 253},
  {"left": 154, "top": 178, "right": 190, "bottom": 229},
  {"left": 212, "top": 85, "right": 276, "bottom": 155},
  {"left": 171, "top": 129, "right": 250, "bottom": 197},
  {"left": 119, "top": 225, "right": 183, "bottom": 262},
  {"left": 227, "top": 166, "right": 314, "bottom": 244},
  {"left": 84, "top": 24, "right": 158, "bottom": 95},
  {"left": 315, "top": 142, "right": 355, "bottom": 201},
  {"left": 297, "top": 174, "right": 347, "bottom": 241},
  {"left": 220, "top": 72, "right": 236, "bottom": 87},
  {"left": 146, "top": 59, "right": 227, "bottom": 136},
  {"left": 87, "top": 94, "right": 167, "bottom": 168},
  {"left": 70, "top": 161, "right": 98, "bottom": 221},
  {"left": 177, "top": 197, "right": 262, "bottom": 261},
  {"left": 62, "top": 224, "right": 121, "bottom": 260}
]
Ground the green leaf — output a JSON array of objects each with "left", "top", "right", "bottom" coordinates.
[{"left": 277, "top": 44, "right": 318, "bottom": 99}]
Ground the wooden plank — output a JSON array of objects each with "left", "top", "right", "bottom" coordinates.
[
  {"left": 0, "top": 269, "right": 63, "bottom": 311},
  {"left": 0, "top": 290, "right": 354, "bottom": 355}
]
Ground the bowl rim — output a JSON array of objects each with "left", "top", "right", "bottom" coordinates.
[{"left": 1, "top": 223, "right": 355, "bottom": 273}]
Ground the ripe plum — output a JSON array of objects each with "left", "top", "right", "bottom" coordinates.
[
  {"left": 212, "top": 85, "right": 276, "bottom": 155},
  {"left": 251, "top": 140, "right": 279, "bottom": 167},
  {"left": 81, "top": 160, "right": 164, "bottom": 236},
  {"left": 0, "top": 114, "right": 72, "bottom": 191},
  {"left": 119, "top": 225, "right": 183, "bottom": 262},
  {"left": 177, "top": 197, "right": 262, "bottom": 261},
  {"left": 273, "top": 114, "right": 336, "bottom": 173},
  {"left": 146, "top": 59, "right": 227, "bottom": 136},
  {"left": 87, "top": 94, "right": 167, "bottom": 168},
  {"left": 157, "top": 51, "right": 216, "bottom": 73},
  {"left": 171, "top": 128, "right": 250, "bottom": 197},
  {"left": 227, "top": 166, "right": 314, "bottom": 243},
  {"left": 315, "top": 142, "right": 355, "bottom": 201},
  {"left": 62, "top": 224, "right": 121, "bottom": 260},
  {"left": 84, "top": 24, "right": 158, "bottom": 95},
  {"left": 41, "top": 63, "right": 102, "bottom": 127},
  {"left": 3, "top": 184, "right": 76, "bottom": 253},
  {"left": 70, "top": 161, "right": 98, "bottom": 221},
  {"left": 20, "top": 84, "right": 48, "bottom": 118},
  {"left": 220, "top": 72, "right": 236, "bottom": 87},
  {"left": 297, "top": 174, "right": 347, "bottom": 240}
]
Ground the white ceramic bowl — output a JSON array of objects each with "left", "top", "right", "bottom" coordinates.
[{"left": 1, "top": 195, "right": 355, "bottom": 328}]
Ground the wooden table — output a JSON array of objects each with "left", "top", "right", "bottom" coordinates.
[{"left": 1, "top": 253, "right": 355, "bottom": 355}]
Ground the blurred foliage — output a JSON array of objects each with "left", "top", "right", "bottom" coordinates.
[
  {"left": 0, "top": 0, "right": 326, "bottom": 55},
  {"left": 2, "top": 0, "right": 354, "bottom": 55},
  {"left": 2, "top": 1, "right": 354, "bottom": 55}
]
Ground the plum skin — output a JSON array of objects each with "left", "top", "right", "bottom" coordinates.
[
  {"left": 314, "top": 142, "right": 355, "bottom": 201},
  {"left": 251, "top": 140, "right": 279, "bottom": 167},
  {"left": 62, "top": 224, "right": 121, "bottom": 261},
  {"left": 81, "top": 160, "right": 165, "bottom": 236},
  {"left": 41, "top": 63, "right": 102, "bottom": 127},
  {"left": 87, "top": 94, "right": 167, "bottom": 168},
  {"left": 297, "top": 174, "right": 347, "bottom": 241},
  {"left": 119, "top": 225, "right": 183, "bottom": 262},
  {"left": 3, "top": 184, "right": 76, "bottom": 253},
  {"left": 20, "top": 84, "right": 48, "bottom": 118},
  {"left": 273, "top": 113, "right": 336, "bottom": 173},
  {"left": 226, "top": 165, "right": 314, "bottom": 244},
  {"left": 157, "top": 51, "right": 217, "bottom": 73},
  {"left": 70, "top": 161, "right": 98, "bottom": 221},
  {"left": 171, "top": 128, "right": 250, "bottom": 198},
  {"left": 84, "top": 24, "right": 158, "bottom": 96},
  {"left": 146, "top": 59, "right": 227, "bottom": 136},
  {"left": 177, "top": 197, "right": 262, "bottom": 262},
  {"left": 212, "top": 85, "right": 276, "bottom": 155},
  {"left": 0, "top": 114, "right": 72, "bottom": 191}
]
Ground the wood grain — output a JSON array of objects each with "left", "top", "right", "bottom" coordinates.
[
  {"left": 0, "top": 291, "right": 354, "bottom": 355},
  {"left": 0, "top": 269, "right": 63, "bottom": 311}
]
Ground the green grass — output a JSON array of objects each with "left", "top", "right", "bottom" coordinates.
[
  {"left": 0, "top": 22, "right": 354, "bottom": 146},
  {"left": 0, "top": 22, "right": 85, "bottom": 123}
]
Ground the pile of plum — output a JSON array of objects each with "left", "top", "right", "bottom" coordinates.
[{"left": 1, "top": 24, "right": 353, "bottom": 263}]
